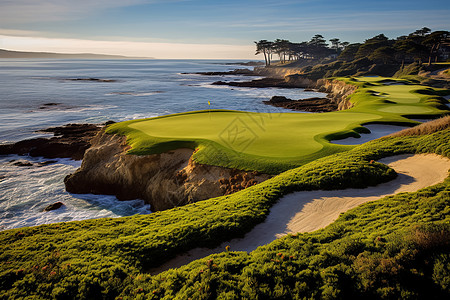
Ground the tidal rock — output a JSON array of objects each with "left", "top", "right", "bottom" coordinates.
[
  {"left": 63, "top": 78, "right": 117, "bottom": 82},
  {"left": 39, "top": 103, "right": 62, "bottom": 109},
  {"left": 0, "top": 123, "right": 103, "bottom": 160},
  {"left": 263, "top": 96, "right": 338, "bottom": 112},
  {"left": 44, "top": 202, "right": 64, "bottom": 212},
  {"left": 38, "top": 160, "right": 57, "bottom": 167},
  {"left": 212, "top": 78, "right": 300, "bottom": 88},
  {"left": 182, "top": 69, "right": 255, "bottom": 76},
  {"left": 13, "top": 160, "right": 34, "bottom": 167}
]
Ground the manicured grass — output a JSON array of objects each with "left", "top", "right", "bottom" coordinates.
[
  {"left": 107, "top": 76, "right": 449, "bottom": 173},
  {"left": 1, "top": 126, "right": 449, "bottom": 299}
]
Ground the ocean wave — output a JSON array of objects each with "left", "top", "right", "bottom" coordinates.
[
  {"left": 0, "top": 155, "right": 150, "bottom": 231},
  {"left": 106, "top": 91, "right": 164, "bottom": 96}
]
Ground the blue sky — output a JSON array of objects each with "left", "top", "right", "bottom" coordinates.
[{"left": 0, "top": 0, "right": 449, "bottom": 58}]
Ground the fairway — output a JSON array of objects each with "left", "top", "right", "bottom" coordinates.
[
  {"left": 107, "top": 77, "right": 449, "bottom": 173},
  {"left": 372, "top": 85, "right": 423, "bottom": 104},
  {"left": 379, "top": 105, "right": 434, "bottom": 114}
]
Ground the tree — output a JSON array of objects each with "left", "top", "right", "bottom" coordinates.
[
  {"left": 309, "top": 34, "right": 327, "bottom": 47},
  {"left": 394, "top": 37, "right": 428, "bottom": 65},
  {"left": 340, "top": 42, "right": 350, "bottom": 49},
  {"left": 338, "top": 43, "right": 361, "bottom": 61},
  {"left": 355, "top": 34, "right": 391, "bottom": 59},
  {"left": 273, "top": 39, "right": 290, "bottom": 63},
  {"left": 369, "top": 46, "right": 396, "bottom": 64},
  {"left": 289, "top": 42, "right": 308, "bottom": 60},
  {"left": 308, "top": 34, "right": 330, "bottom": 59},
  {"left": 329, "top": 38, "right": 341, "bottom": 53},
  {"left": 413, "top": 27, "right": 431, "bottom": 37},
  {"left": 423, "top": 31, "right": 450, "bottom": 65},
  {"left": 254, "top": 40, "right": 274, "bottom": 66},
  {"left": 255, "top": 40, "right": 269, "bottom": 66}
]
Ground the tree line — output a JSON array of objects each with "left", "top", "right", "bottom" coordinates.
[{"left": 255, "top": 28, "right": 450, "bottom": 67}]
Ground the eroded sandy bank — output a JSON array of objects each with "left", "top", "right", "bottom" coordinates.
[{"left": 150, "top": 153, "right": 450, "bottom": 274}]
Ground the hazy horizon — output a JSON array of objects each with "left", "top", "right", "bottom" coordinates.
[{"left": 0, "top": 0, "right": 449, "bottom": 59}]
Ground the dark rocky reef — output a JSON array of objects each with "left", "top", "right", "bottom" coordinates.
[
  {"left": 263, "top": 96, "right": 338, "bottom": 112},
  {"left": 222, "top": 61, "right": 265, "bottom": 66},
  {"left": 212, "top": 77, "right": 302, "bottom": 88},
  {"left": 0, "top": 123, "right": 106, "bottom": 160},
  {"left": 63, "top": 78, "right": 117, "bottom": 82},
  {"left": 182, "top": 68, "right": 255, "bottom": 76}
]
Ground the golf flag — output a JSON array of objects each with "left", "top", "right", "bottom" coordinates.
[{"left": 208, "top": 100, "right": 211, "bottom": 106}]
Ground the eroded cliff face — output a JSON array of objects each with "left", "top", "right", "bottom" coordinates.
[
  {"left": 253, "top": 68, "right": 357, "bottom": 111},
  {"left": 64, "top": 131, "right": 270, "bottom": 211},
  {"left": 316, "top": 79, "right": 357, "bottom": 110},
  {"left": 253, "top": 66, "right": 305, "bottom": 79}
]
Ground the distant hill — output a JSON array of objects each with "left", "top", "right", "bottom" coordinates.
[{"left": 0, "top": 49, "right": 151, "bottom": 59}]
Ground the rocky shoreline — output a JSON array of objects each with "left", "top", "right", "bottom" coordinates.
[
  {"left": 182, "top": 69, "right": 255, "bottom": 76},
  {"left": 264, "top": 96, "right": 338, "bottom": 112},
  {"left": 212, "top": 77, "right": 302, "bottom": 88},
  {"left": 0, "top": 123, "right": 107, "bottom": 160},
  {"left": 64, "top": 130, "right": 270, "bottom": 211},
  {"left": 1, "top": 120, "right": 271, "bottom": 212},
  {"left": 200, "top": 67, "right": 356, "bottom": 111},
  {"left": 1, "top": 66, "right": 357, "bottom": 213}
]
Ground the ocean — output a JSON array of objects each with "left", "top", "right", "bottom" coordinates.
[{"left": 0, "top": 59, "right": 326, "bottom": 230}]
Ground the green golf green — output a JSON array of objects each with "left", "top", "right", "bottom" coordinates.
[
  {"left": 128, "top": 110, "right": 379, "bottom": 158},
  {"left": 107, "top": 76, "right": 449, "bottom": 173}
]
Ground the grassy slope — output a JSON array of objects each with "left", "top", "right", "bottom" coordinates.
[
  {"left": 107, "top": 76, "right": 449, "bottom": 174},
  {"left": 1, "top": 126, "right": 449, "bottom": 299}
]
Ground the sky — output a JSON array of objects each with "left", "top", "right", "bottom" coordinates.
[{"left": 0, "top": 0, "right": 449, "bottom": 59}]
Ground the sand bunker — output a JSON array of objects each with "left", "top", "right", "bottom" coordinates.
[
  {"left": 331, "top": 124, "right": 410, "bottom": 145},
  {"left": 150, "top": 154, "right": 450, "bottom": 274}
]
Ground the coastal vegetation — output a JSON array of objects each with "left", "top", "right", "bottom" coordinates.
[
  {"left": 1, "top": 118, "right": 449, "bottom": 298},
  {"left": 106, "top": 76, "right": 449, "bottom": 174},
  {"left": 255, "top": 28, "right": 449, "bottom": 68},
  {"left": 1, "top": 26, "right": 450, "bottom": 300}
]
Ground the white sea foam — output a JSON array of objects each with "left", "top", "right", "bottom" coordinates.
[
  {"left": 0, "top": 155, "right": 151, "bottom": 231},
  {"left": 106, "top": 91, "right": 164, "bottom": 96}
]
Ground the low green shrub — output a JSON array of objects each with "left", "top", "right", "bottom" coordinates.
[{"left": 1, "top": 128, "right": 449, "bottom": 298}]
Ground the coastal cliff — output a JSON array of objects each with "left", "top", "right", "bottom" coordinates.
[
  {"left": 316, "top": 78, "right": 357, "bottom": 110},
  {"left": 261, "top": 76, "right": 357, "bottom": 112},
  {"left": 253, "top": 66, "right": 305, "bottom": 78},
  {"left": 209, "top": 65, "right": 357, "bottom": 112},
  {"left": 64, "top": 130, "right": 269, "bottom": 211}
]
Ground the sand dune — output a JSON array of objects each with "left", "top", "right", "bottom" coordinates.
[{"left": 149, "top": 154, "right": 450, "bottom": 274}]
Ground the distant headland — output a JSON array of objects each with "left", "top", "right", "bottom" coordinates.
[{"left": 0, "top": 48, "right": 152, "bottom": 59}]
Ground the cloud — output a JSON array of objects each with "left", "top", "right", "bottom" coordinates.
[
  {"left": 0, "top": 28, "right": 44, "bottom": 37},
  {"left": 220, "top": 9, "right": 450, "bottom": 32},
  {"left": 0, "top": 35, "right": 255, "bottom": 59},
  {"left": 0, "top": 0, "right": 178, "bottom": 24}
]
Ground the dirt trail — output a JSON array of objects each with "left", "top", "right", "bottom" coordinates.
[{"left": 149, "top": 154, "right": 450, "bottom": 274}]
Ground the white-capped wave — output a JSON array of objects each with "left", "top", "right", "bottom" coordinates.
[{"left": 0, "top": 155, "right": 151, "bottom": 231}]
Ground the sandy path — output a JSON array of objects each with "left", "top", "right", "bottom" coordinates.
[{"left": 149, "top": 154, "right": 450, "bottom": 274}]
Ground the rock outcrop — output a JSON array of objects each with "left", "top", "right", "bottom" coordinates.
[
  {"left": 316, "top": 79, "right": 358, "bottom": 110},
  {"left": 183, "top": 69, "right": 255, "bottom": 76},
  {"left": 0, "top": 123, "right": 103, "bottom": 160},
  {"left": 212, "top": 78, "right": 300, "bottom": 88},
  {"left": 64, "top": 131, "right": 270, "bottom": 211},
  {"left": 263, "top": 96, "right": 338, "bottom": 112},
  {"left": 44, "top": 202, "right": 64, "bottom": 211}
]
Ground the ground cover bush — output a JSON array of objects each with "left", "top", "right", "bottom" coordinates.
[{"left": 1, "top": 126, "right": 449, "bottom": 299}]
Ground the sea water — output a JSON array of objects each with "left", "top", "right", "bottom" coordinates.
[{"left": 0, "top": 59, "right": 326, "bottom": 230}]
